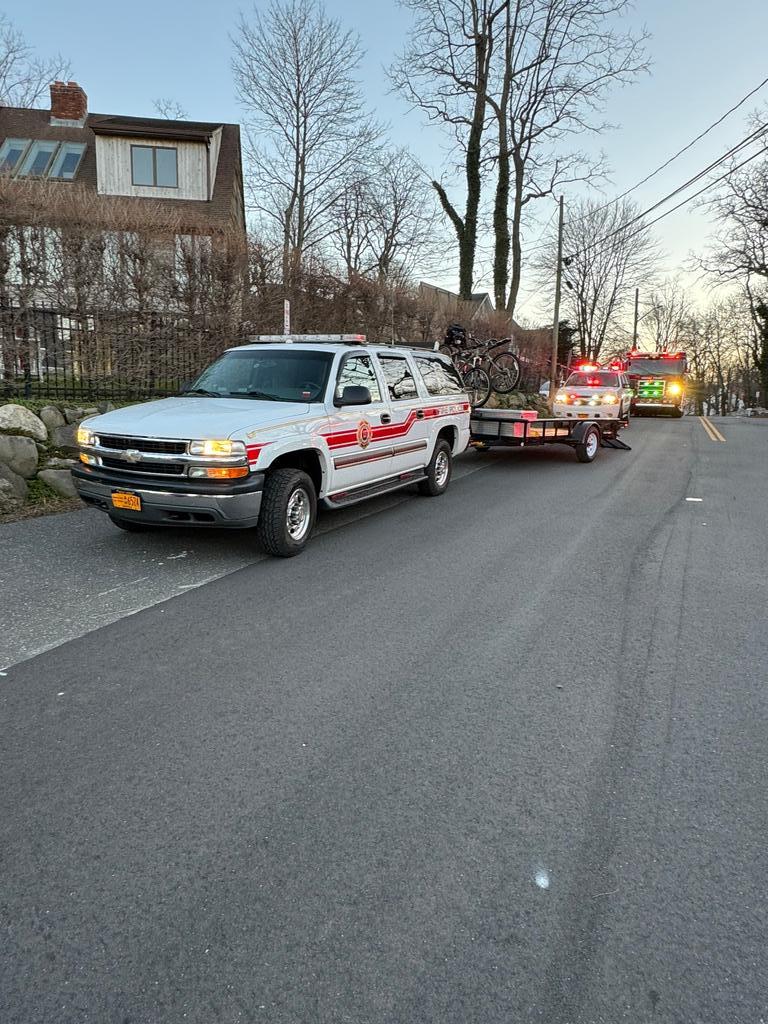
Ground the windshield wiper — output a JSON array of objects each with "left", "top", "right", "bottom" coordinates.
[
  {"left": 183, "top": 388, "right": 220, "bottom": 397},
  {"left": 241, "top": 390, "right": 280, "bottom": 401}
]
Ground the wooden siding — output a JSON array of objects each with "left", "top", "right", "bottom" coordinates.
[{"left": 95, "top": 135, "right": 209, "bottom": 201}]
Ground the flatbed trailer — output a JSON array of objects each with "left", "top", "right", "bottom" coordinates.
[{"left": 469, "top": 408, "right": 631, "bottom": 462}]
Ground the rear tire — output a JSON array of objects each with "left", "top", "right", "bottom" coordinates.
[
  {"left": 418, "top": 439, "right": 453, "bottom": 496},
  {"left": 575, "top": 425, "right": 600, "bottom": 463},
  {"left": 257, "top": 468, "right": 316, "bottom": 557},
  {"left": 108, "top": 515, "right": 151, "bottom": 532}
]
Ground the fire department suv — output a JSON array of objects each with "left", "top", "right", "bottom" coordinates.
[{"left": 73, "top": 336, "right": 471, "bottom": 556}]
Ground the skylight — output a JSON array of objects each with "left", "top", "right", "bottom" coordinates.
[{"left": 0, "top": 139, "right": 86, "bottom": 180}]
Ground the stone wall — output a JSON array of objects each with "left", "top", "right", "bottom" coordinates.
[{"left": 0, "top": 401, "right": 110, "bottom": 514}]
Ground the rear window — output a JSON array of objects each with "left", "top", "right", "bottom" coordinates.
[
  {"left": 415, "top": 357, "right": 465, "bottom": 396},
  {"left": 565, "top": 371, "right": 620, "bottom": 388}
]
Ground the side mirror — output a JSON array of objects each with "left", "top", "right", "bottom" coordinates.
[{"left": 335, "top": 385, "right": 372, "bottom": 407}]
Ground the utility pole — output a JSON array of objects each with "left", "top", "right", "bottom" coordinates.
[
  {"left": 632, "top": 287, "right": 640, "bottom": 349},
  {"left": 549, "top": 196, "right": 565, "bottom": 410}
]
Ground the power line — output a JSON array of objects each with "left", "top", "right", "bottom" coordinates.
[
  {"left": 571, "top": 140, "right": 768, "bottom": 267},
  {"left": 566, "top": 123, "right": 768, "bottom": 261},
  {"left": 587, "top": 73, "right": 768, "bottom": 217}
]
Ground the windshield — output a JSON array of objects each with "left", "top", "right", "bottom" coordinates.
[
  {"left": 565, "top": 371, "right": 620, "bottom": 388},
  {"left": 189, "top": 349, "right": 334, "bottom": 403},
  {"left": 628, "top": 358, "right": 686, "bottom": 376}
]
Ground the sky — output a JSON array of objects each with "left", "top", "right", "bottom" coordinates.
[{"left": 6, "top": 0, "right": 768, "bottom": 325}]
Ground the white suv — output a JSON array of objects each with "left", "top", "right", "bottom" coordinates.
[{"left": 73, "top": 337, "right": 471, "bottom": 556}]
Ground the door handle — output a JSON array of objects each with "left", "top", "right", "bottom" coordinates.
[
  {"left": 380, "top": 412, "right": 391, "bottom": 424},
  {"left": 416, "top": 410, "right": 425, "bottom": 420}
]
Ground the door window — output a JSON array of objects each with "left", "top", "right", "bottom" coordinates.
[
  {"left": 335, "top": 354, "right": 382, "bottom": 402},
  {"left": 379, "top": 356, "right": 418, "bottom": 401}
]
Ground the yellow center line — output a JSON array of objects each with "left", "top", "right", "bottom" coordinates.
[{"left": 699, "top": 416, "right": 726, "bottom": 442}]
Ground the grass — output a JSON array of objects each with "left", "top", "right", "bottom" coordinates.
[{"left": 0, "top": 476, "right": 81, "bottom": 525}]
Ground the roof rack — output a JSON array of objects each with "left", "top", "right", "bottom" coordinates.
[{"left": 247, "top": 334, "right": 367, "bottom": 345}]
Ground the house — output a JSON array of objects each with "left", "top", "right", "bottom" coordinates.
[
  {"left": 0, "top": 81, "right": 245, "bottom": 236},
  {"left": 418, "top": 282, "right": 496, "bottom": 324},
  {"left": 0, "top": 82, "right": 247, "bottom": 393}
]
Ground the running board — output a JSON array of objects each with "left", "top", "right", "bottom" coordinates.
[
  {"left": 601, "top": 436, "right": 632, "bottom": 450},
  {"left": 323, "top": 470, "right": 426, "bottom": 509}
]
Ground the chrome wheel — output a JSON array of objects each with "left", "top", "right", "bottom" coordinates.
[
  {"left": 286, "top": 487, "right": 311, "bottom": 541},
  {"left": 434, "top": 449, "right": 450, "bottom": 488}
]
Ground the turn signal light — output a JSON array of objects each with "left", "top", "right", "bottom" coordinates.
[{"left": 188, "top": 466, "right": 249, "bottom": 479}]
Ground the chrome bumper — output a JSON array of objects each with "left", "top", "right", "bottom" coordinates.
[{"left": 73, "top": 469, "right": 264, "bottom": 528}]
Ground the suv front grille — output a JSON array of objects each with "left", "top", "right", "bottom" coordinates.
[
  {"left": 96, "top": 434, "right": 187, "bottom": 455},
  {"left": 100, "top": 457, "right": 185, "bottom": 476}
]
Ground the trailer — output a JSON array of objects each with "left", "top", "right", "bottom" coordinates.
[{"left": 469, "top": 408, "right": 631, "bottom": 462}]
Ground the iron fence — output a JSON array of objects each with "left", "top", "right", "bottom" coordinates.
[{"left": 0, "top": 303, "right": 238, "bottom": 403}]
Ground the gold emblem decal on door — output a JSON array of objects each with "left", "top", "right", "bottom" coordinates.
[{"left": 357, "top": 420, "right": 372, "bottom": 448}]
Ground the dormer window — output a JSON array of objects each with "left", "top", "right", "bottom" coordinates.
[{"left": 130, "top": 145, "right": 178, "bottom": 188}]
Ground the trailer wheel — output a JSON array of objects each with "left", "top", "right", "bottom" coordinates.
[{"left": 575, "top": 425, "right": 600, "bottom": 463}]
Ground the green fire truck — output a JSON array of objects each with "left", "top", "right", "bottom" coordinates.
[{"left": 622, "top": 351, "right": 688, "bottom": 417}]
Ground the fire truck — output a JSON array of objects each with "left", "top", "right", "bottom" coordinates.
[{"left": 617, "top": 350, "right": 688, "bottom": 417}]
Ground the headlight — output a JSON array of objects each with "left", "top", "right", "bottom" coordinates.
[
  {"left": 188, "top": 439, "right": 246, "bottom": 457},
  {"left": 77, "top": 426, "right": 95, "bottom": 446},
  {"left": 601, "top": 393, "right": 619, "bottom": 404},
  {"left": 555, "top": 392, "right": 568, "bottom": 403},
  {"left": 667, "top": 383, "right": 682, "bottom": 396}
]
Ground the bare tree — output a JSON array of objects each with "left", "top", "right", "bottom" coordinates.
[
  {"left": 641, "top": 277, "right": 692, "bottom": 352},
  {"left": 232, "top": 0, "right": 376, "bottom": 288},
  {"left": 490, "top": 0, "right": 649, "bottom": 315},
  {"left": 0, "top": 14, "right": 70, "bottom": 107},
  {"left": 391, "top": 0, "right": 513, "bottom": 300},
  {"left": 700, "top": 132, "right": 768, "bottom": 399},
  {"left": 536, "top": 197, "right": 657, "bottom": 360},
  {"left": 153, "top": 97, "right": 189, "bottom": 120},
  {"left": 330, "top": 147, "right": 443, "bottom": 284}
]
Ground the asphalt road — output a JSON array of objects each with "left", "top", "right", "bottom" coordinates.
[{"left": 1, "top": 415, "right": 767, "bottom": 1023}]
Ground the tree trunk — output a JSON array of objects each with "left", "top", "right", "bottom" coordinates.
[{"left": 505, "top": 158, "right": 525, "bottom": 317}]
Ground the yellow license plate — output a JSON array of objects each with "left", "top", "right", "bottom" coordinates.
[{"left": 111, "top": 491, "right": 142, "bottom": 512}]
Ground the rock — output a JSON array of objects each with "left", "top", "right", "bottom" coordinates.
[
  {"left": 44, "top": 457, "right": 77, "bottom": 470},
  {"left": 38, "top": 469, "right": 78, "bottom": 499},
  {"left": 97, "top": 401, "right": 117, "bottom": 414},
  {"left": 0, "top": 434, "right": 39, "bottom": 478},
  {"left": 53, "top": 423, "right": 79, "bottom": 451},
  {"left": 39, "top": 405, "right": 66, "bottom": 432},
  {"left": 63, "top": 407, "right": 85, "bottom": 424},
  {"left": 83, "top": 407, "right": 98, "bottom": 416},
  {"left": 0, "top": 404, "right": 48, "bottom": 442},
  {"left": 0, "top": 462, "right": 28, "bottom": 511}
]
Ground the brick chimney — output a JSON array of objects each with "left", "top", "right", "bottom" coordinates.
[{"left": 50, "top": 81, "right": 87, "bottom": 123}]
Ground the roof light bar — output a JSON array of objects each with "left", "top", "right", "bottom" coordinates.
[{"left": 248, "top": 334, "right": 367, "bottom": 345}]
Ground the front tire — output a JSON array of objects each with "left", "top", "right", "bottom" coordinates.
[
  {"left": 257, "top": 468, "right": 316, "bottom": 557},
  {"left": 418, "top": 438, "right": 453, "bottom": 496}
]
